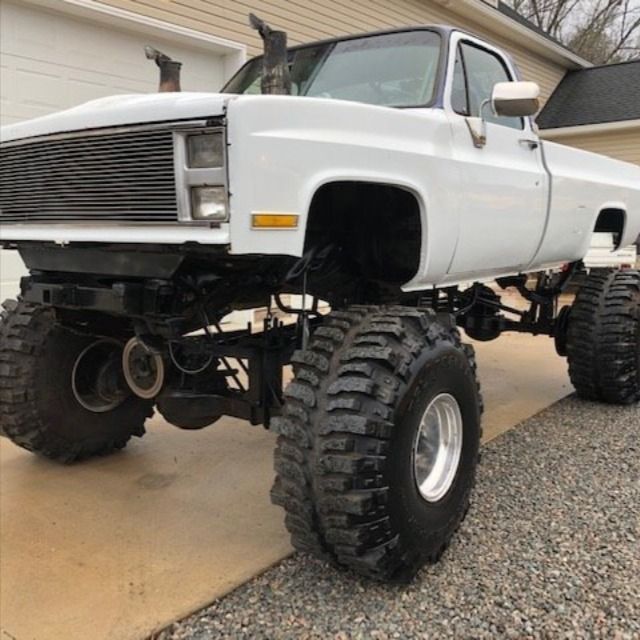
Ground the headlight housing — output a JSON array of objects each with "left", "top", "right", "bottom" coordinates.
[
  {"left": 186, "top": 133, "right": 224, "bottom": 168},
  {"left": 191, "top": 186, "right": 227, "bottom": 221},
  {"left": 174, "top": 126, "right": 228, "bottom": 223}
]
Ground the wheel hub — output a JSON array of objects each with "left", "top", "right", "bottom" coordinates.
[
  {"left": 72, "top": 339, "right": 129, "bottom": 413},
  {"left": 413, "top": 393, "right": 463, "bottom": 503},
  {"left": 122, "top": 337, "right": 165, "bottom": 399}
]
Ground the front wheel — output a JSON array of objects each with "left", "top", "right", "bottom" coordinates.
[
  {"left": 271, "top": 306, "right": 483, "bottom": 582},
  {"left": 0, "top": 300, "right": 153, "bottom": 462}
]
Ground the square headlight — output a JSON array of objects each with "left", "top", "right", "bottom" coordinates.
[
  {"left": 191, "top": 186, "right": 227, "bottom": 221},
  {"left": 187, "top": 133, "right": 224, "bottom": 168}
]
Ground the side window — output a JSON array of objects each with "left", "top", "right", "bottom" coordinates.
[
  {"left": 451, "top": 46, "right": 469, "bottom": 115},
  {"left": 457, "top": 42, "right": 523, "bottom": 130}
]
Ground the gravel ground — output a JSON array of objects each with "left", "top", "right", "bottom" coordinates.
[{"left": 157, "top": 396, "right": 640, "bottom": 640}]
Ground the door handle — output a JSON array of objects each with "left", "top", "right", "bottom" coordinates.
[{"left": 519, "top": 138, "right": 539, "bottom": 150}]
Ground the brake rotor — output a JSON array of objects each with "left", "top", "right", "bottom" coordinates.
[{"left": 122, "top": 337, "right": 165, "bottom": 399}]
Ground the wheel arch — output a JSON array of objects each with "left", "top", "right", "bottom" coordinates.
[
  {"left": 303, "top": 177, "right": 428, "bottom": 285},
  {"left": 593, "top": 204, "right": 627, "bottom": 250}
]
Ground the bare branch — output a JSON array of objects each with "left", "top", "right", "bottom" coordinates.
[{"left": 504, "top": 0, "right": 640, "bottom": 63}]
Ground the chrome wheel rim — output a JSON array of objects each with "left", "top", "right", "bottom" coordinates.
[
  {"left": 72, "top": 339, "right": 129, "bottom": 413},
  {"left": 413, "top": 393, "right": 463, "bottom": 503}
]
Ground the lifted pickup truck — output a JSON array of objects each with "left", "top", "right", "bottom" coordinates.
[{"left": 1, "top": 22, "right": 639, "bottom": 582}]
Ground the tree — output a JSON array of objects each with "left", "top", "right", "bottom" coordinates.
[{"left": 506, "top": 0, "right": 640, "bottom": 63}]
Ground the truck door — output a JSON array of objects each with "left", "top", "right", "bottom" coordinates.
[{"left": 445, "top": 34, "right": 548, "bottom": 276}]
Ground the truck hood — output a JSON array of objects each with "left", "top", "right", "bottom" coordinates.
[{"left": 0, "top": 92, "right": 232, "bottom": 143}]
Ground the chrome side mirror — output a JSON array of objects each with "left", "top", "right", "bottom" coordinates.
[
  {"left": 465, "top": 81, "right": 541, "bottom": 148},
  {"left": 492, "top": 81, "right": 540, "bottom": 117}
]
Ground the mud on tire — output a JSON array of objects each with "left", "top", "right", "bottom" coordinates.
[
  {"left": 0, "top": 300, "right": 153, "bottom": 462},
  {"left": 567, "top": 269, "right": 640, "bottom": 405},
  {"left": 271, "top": 305, "right": 483, "bottom": 582}
]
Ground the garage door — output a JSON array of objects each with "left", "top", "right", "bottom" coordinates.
[{"left": 0, "top": 0, "right": 234, "bottom": 300}]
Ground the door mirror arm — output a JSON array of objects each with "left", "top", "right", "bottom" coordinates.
[{"left": 465, "top": 98, "right": 492, "bottom": 149}]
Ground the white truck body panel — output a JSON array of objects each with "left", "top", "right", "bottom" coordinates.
[
  {"left": 0, "top": 93, "right": 230, "bottom": 142},
  {"left": 225, "top": 95, "right": 457, "bottom": 288},
  {"left": 537, "top": 141, "right": 640, "bottom": 263},
  {"left": 441, "top": 32, "right": 548, "bottom": 280},
  {"left": 2, "top": 32, "right": 640, "bottom": 291}
]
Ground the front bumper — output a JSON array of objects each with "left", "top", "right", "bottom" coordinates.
[{"left": 0, "top": 223, "right": 230, "bottom": 245}]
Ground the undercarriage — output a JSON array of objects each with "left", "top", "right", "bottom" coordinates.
[{"left": 8, "top": 241, "right": 576, "bottom": 430}]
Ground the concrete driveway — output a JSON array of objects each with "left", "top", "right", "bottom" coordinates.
[{"left": 0, "top": 333, "right": 571, "bottom": 640}]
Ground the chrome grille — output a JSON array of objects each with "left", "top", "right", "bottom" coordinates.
[{"left": 0, "top": 128, "right": 178, "bottom": 223}]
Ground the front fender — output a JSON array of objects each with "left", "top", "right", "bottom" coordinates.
[{"left": 225, "top": 95, "right": 460, "bottom": 286}]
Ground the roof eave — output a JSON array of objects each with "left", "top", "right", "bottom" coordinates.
[
  {"left": 540, "top": 119, "right": 640, "bottom": 137},
  {"left": 434, "top": 0, "right": 591, "bottom": 69}
]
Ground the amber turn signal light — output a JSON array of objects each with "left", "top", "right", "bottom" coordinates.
[{"left": 251, "top": 213, "right": 299, "bottom": 229}]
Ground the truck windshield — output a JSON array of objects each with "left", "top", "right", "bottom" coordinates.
[{"left": 223, "top": 30, "right": 442, "bottom": 108}]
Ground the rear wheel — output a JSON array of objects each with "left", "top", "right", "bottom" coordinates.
[
  {"left": 0, "top": 300, "right": 153, "bottom": 462},
  {"left": 271, "top": 306, "right": 483, "bottom": 582},
  {"left": 567, "top": 270, "right": 640, "bottom": 405}
]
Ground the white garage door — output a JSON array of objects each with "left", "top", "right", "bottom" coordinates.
[
  {"left": 0, "top": 0, "right": 229, "bottom": 124},
  {"left": 0, "top": 0, "right": 236, "bottom": 300}
]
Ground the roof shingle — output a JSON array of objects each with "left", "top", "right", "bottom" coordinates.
[{"left": 537, "top": 60, "right": 640, "bottom": 129}]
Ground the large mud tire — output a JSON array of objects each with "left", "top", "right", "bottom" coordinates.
[
  {"left": 567, "top": 270, "right": 640, "bottom": 405},
  {"left": 271, "top": 306, "right": 483, "bottom": 582},
  {"left": 0, "top": 300, "right": 153, "bottom": 462}
]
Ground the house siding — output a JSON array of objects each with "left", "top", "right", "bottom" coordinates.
[
  {"left": 545, "top": 128, "right": 640, "bottom": 166},
  {"left": 99, "top": 0, "right": 566, "bottom": 99}
]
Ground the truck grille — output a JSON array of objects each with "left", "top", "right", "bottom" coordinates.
[{"left": 0, "top": 128, "right": 178, "bottom": 223}]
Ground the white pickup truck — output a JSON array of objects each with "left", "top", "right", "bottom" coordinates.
[{"left": 1, "top": 22, "right": 639, "bottom": 582}]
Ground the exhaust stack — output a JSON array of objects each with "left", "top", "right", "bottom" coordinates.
[
  {"left": 249, "top": 13, "right": 291, "bottom": 95},
  {"left": 144, "top": 46, "right": 182, "bottom": 92}
]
